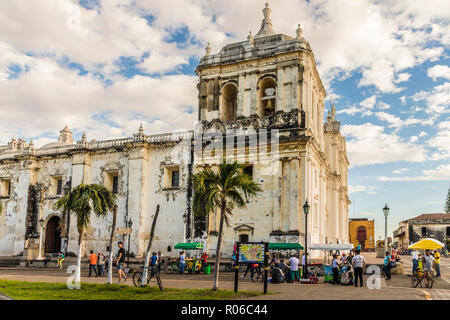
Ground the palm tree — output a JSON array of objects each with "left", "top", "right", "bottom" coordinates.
[
  {"left": 193, "top": 160, "right": 262, "bottom": 290},
  {"left": 55, "top": 184, "right": 116, "bottom": 284},
  {"left": 107, "top": 205, "right": 118, "bottom": 285}
]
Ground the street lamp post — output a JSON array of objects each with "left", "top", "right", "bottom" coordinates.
[
  {"left": 37, "top": 218, "right": 45, "bottom": 260},
  {"left": 383, "top": 203, "right": 390, "bottom": 253},
  {"left": 63, "top": 182, "right": 71, "bottom": 254},
  {"left": 302, "top": 200, "right": 310, "bottom": 279},
  {"left": 127, "top": 218, "right": 132, "bottom": 268}
]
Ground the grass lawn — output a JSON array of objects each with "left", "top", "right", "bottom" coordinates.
[{"left": 0, "top": 279, "right": 264, "bottom": 300}]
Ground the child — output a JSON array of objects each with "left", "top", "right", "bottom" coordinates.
[{"left": 57, "top": 252, "right": 65, "bottom": 269}]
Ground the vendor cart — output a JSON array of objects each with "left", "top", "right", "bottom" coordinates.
[{"left": 173, "top": 242, "right": 205, "bottom": 274}]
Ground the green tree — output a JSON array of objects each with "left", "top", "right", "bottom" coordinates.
[
  {"left": 55, "top": 184, "right": 116, "bottom": 284},
  {"left": 193, "top": 160, "right": 262, "bottom": 290},
  {"left": 445, "top": 186, "right": 450, "bottom": 214}
]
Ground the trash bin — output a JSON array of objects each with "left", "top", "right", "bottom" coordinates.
[{"left": 204, "top": 264, "right": 211, "bottom": 275}]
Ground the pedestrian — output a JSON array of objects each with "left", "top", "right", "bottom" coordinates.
[
  {"left": 289, "top": 254, "right": 300, "bottom": 283},
  {"left": 252, "top": 263, "right": 263, "bottom": 281},
  {"left": 433, "top": 249, "right": 441, "bottom": 277},
  {"left": 383, "top": 252, "right": 392, "bottom": 280},
  {"left": 97, "top": 251, "right": 106, "bottom": 276},
  {"left": 241, "top": 263, "right": 254, "bottom": 279},
  {"left": 157, "top": 251, "right": 164, "bottom": 272},
  {"left": 331, "top": 254, "right": 340, "bottom": 285},
  {"left": 201, "top": 251, "right": 208, "bottom": 271},
  {"left": 347, "top": 251, "right": 354, "bottom": 265},
  {"left": 423, "top": 250, "right": 435, "bottom": 275},
  {"left": 412, "top": 250, "right": 419, "bottom": 274},
  {"left": 57, "top": 251, "right": 64, "bottom": 269},
  {"left": 88, "top": 250, "right": 98, "bottom": 277},
  {"left": 179, "top": 251, "right": 185, "bottom": 274},
  {"left": 116, "top": 242, "right": 127, "bottom": 283},
  {"left": 301, "top": 252, "right": 309, "bottom": 278},
  {"left": 352, "top": 249, "right": 366, "bottom": 287}
]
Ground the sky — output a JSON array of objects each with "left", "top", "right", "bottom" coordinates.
[{"left": 0, "top": 0, "right": 449, "bottom": 240}]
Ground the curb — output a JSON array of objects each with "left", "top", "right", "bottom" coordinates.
[{"left": 0, "top": 292, "right": 13, "bottom": 300}]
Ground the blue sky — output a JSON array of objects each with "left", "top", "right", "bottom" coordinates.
[{"left": 0, "top": 0, "right": 448, "bottom": 240}]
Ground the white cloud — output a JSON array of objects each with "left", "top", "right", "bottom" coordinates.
[
  {"left": 427, "top": 121, "right": 450, "bottom": 160},
  {"left": 379, "top": 164, "right": 450, "bottom": 181},
  {"left": 412, "top": 82, "right": 450, "bottom": 114},
  {"left": 392, "top": 168, "right": 409, "bottom": 174},
  {"left": 341, "top": 123, "right": 427, "bottom": 166},
  {"left": 395, "top": 72, "right": 411, "bottom": 83},
  {"left": 400, "top": 96, "right": 406, "bottom": 104},
  {"left": 424, "top": 201, "right": 443, "bottom": 205},
  {"left": 427, "top": 65, "right": 450, "bottom": 81},
  {"left": 0, "top": 0, "right": 449, "bottom": 151},
  {"left": 0, "top": 57, "right": 197, "bottom": 146},
  {"left": 349, "top": 185, "right": 378, "bottom": 194},
  {"left": 418, "top": 131, "right": 428, "bottom": 137},
  {"left": 377, "top": 102, "right": 391, "bottom": 110}
]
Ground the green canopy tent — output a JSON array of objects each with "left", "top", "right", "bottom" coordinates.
[
  {"left": 268, "top": 243, "right": 304, "bottom": 250},
  {"left": 174, "top": 242, "right": 204, "bottom": 250}
]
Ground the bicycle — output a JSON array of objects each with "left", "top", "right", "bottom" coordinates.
[
  {"left": 133, "top": 265, "right": 163, "bottom": 291},
  {"left": 164, "top": 260, "right": 182, "bottom": 274},
  {"left": 411, "top": 269, "right": 434, "bottom": 289}
]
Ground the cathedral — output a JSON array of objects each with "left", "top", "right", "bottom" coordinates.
[{"left": 0, "top": 4, "right": 350, "bottom": 259}]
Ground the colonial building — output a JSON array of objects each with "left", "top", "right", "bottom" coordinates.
[
  {"left": 393, "top": 213, "right": 450, "bottom": 250},
  {"left": 348, "top": 218, "right": 375, "bottom": 252},
  {"left": 0, "top": 4, "right": 350, "bottom": 259}
]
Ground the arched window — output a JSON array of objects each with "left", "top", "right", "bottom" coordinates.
[
  {"left": 259, "top": 77, "right": 276, "bottom": 117},
  {"left": 221, "top": 83, "right": 238, "bottom": 122},
  {"left": 421, "top": 227, "right": 427, "bottom": 237}
]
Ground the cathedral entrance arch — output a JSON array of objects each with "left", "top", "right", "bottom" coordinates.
[{"left": 45, "top": 216, "right": 61, "bottom": 254}]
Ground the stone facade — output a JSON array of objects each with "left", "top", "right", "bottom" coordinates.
[
  {"left": 394, "top": 213, "right": 450, "bottom": 250},
  {"left": 393, "top": 213, "right": 450, "bottom": 249},
  {"left": 0, "top": 4, "right": 350, "bottom": 259}
]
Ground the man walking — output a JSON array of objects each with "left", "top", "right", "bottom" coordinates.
[
  {"left": 116, "top": 242, "right": 127, "bottom": 283},
  {"left": 97, "top": 251, "right": 106, "bottom": 277},
  {"left": 289, "top": 254, "right": 300, "bottom": 283},
  {"left": 88, "top": 250, "right": 98, "bottom": 277},
  {"left": 352, "top": 249, "right": 366, "bottom": 287},
  {"left": 383, "top": 252, "right": 392, "bottom": 280},
  {"left": 412, "top": 250, "right": 419, "bottom": 274},
  {"left": 179, "top": 251, "right": 186, "bottom": 274},
  {"left": 433, "top": 249, "right": 441, "bottom": 277},
  {"left": 301, "top": 252, "right": 309, "bottom": 278},
  {"left": 331, "top": 254, "right": 340, "bottom": 285}
]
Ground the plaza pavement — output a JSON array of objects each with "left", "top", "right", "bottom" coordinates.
[{"left": 0, "top": 252, "right": 449, "bottom": 300}]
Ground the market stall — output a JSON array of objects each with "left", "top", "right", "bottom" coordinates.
[
  {"left": 309, "top": 243, "right": 354, "bottom": 283},
  {"left": 174, "top": 242, "right": 205, "bottom": 273}
]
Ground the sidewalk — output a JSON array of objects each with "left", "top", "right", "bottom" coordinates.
[{"left": 0, "top": 267, "right": 426, "bottom": 300}]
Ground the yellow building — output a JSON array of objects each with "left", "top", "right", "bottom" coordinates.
[{"left": 349, "top": 218, "right": 375, "bottom": 252}]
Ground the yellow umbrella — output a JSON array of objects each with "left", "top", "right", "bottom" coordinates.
[{"left": 408, "top": 238, "right": 445, "bottom": 250}]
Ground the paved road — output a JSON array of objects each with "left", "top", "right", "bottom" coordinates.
[
  {"left": 389, "top": 254, "right": 450, "bottom": 300},
  {"left": 0, "top": 266, "right": 430, "bottom": 300}
]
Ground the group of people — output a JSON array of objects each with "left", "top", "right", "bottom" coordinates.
[
  {"left": 177, "top": 251, "right": 208, "bottom": 274},
  {"left": 411, "top": 249, "right": 441, "bottom": 278},
  {"left": 56, "top": 241, "right": 166, "bottom": 283},
  {"left": 328, "top": 249, "right": 367, "bottom": 287},
  {"left": 265, "top": 252, "right": 310, "bottom": 284}
]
